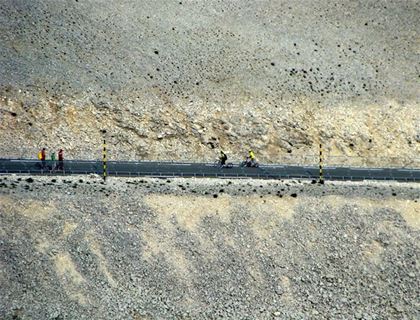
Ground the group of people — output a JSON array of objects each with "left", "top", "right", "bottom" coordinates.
[
  {"left": 38, "top": 148, "right": 64, "bottom": 170},
  {"left": 219, "top": 149, "right": 257, "bottom": 167},
  {"left": 37, "top": 148, "right": 253, "bottom": 170}
]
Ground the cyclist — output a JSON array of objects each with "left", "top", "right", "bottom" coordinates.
[
  {"left": 220, "top": 150, "right": 228, "bottom": 166},
  {"left": 247, "top": 149, "right": 256, "bottom": 166},
  {"left": 249, "top": 149, "right": 255, "bottom": 162}
]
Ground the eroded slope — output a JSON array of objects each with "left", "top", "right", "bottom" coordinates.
[
  {"left": 0, "top": 0, "right": 419, "bottom": 164},
  {"left": 0, "top": 176, "right": 419, "bottom": 319}
]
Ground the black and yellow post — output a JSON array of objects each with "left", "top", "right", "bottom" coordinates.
[
  {"left": 102, "top": 138, "right": 107, "bottom": 181},
  {"left": 319, "top": 143, "right": 324, "bottom": 184}
]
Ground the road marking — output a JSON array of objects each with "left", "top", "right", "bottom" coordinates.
[{"left": 261, "top": 165, "right": 285, "bottom": 168}]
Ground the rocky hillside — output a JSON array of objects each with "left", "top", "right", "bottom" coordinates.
[
  {"left": 0, "top": 0, "right": 419, "bottom": 165},
  {"left": 0, "top": 176, "right": 419, "bottom": 319}
]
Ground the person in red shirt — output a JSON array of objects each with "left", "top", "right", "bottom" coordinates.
[
  {"left": 41, "top": 148, "right": 46, "bottom": 169},
  {"left": 58, "top": 149, "right": 64, "bottom": 170}
]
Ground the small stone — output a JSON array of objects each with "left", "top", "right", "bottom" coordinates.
[
  {"left": 275, "top": 286, "right": 283, "bottom": 295},
  {"left": 393, "top": 303, "right": 404, "bottom": 312}
]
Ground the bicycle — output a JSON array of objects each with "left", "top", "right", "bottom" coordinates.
[
  {"left": 240, "top": 157, "right": 259, "bottom": 168},
  {"left": 214, "top": 159, "right": 233, "bottom": 168}
]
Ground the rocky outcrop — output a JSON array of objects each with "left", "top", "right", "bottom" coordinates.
[{"left": 1, "top": 94, "right": 418, "bottom": 167}]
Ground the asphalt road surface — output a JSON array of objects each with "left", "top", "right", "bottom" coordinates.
[{"left": 0, "top": 159, "right": 419, "bottom": 182}]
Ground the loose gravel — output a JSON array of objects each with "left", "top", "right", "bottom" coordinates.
[{"left": 0, "top": 175, "right": 419, "bottom": 319}]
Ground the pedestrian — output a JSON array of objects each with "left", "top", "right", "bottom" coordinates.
[
  {"left": 41, "top": 148, "right": 46, "bottom": 169},
  {"left": 37, "top": 149, "right": 43, "bottom": 167},
  {"left": 58, "top": 149, "right": 64, "bottom": 170},
  {"left": 50, "top": 152, "right": 56, "bottom": 171}
]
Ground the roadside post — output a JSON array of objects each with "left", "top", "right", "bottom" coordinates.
[
  {"left": 102, "top": 130, "right": 107, "bottom": 181},
  {"left": 319, "top": 143, "right": 324, "bottom": 184}
]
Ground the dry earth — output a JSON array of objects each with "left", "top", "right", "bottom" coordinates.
[
  {"left": 0, "top": 0, "right": 419, "bottom": 166},
  {"left": 1, "top": 1, "right": 419, "bottom": 319},
  {"left": 0, "top": 175, "right": 419, "bottom": 319}
]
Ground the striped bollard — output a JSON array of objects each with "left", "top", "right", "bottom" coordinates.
[
  {"left": 103, "top": 139, "right": 107, "bottom": 181},
  {"left": 319, "top": 143, "right": 324, "bottom": 184}
]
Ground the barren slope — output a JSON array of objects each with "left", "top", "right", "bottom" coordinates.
[
  {"left": 0, "top": 176, "right": 419, "bottom": 319},
  {"left": 0, "top": 0, "right": 419, "bottom": 165}
]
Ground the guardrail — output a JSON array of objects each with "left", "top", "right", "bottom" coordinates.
[
  {"left": 323, "top": 155, "right": 420, "bottom": 169},
  {"left": 0, "top": 159, "right": 419, "bottom": 182},
  {"left": 1, "top": 170, "right": 417, "bottom": 182}
]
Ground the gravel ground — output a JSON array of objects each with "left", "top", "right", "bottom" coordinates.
[
  {"left": 1, "top": 0, "right": 419, "bottom": 164},
  {"left": 0, "top": 175, "right": 419, "bottom": 319}
]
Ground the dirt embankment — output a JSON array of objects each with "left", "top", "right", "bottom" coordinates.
[{"left": 0, "top": 175, "right": 419, "bottom": 319}]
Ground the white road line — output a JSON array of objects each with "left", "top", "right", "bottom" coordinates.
[{"left": 261, "top": 166, "right": 285, "bottom": 168}]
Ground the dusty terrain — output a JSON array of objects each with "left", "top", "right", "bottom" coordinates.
[
  {"left": 0, "top": 175, "right": 419, "bottom": 319},
  {"left": 0, "top": 0, "right": 419, "bottom": 166},
  {"left": 1, "top": 2, "right": 419, "bottom": 319}
]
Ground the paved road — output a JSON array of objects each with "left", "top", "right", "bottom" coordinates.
[{"left": 0, "top": 159, "right": 419, "bottom": 182}]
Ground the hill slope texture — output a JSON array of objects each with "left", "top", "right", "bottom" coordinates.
[
  {"left": 0, "top": 176, "right": 419, "bottom": 319},
  {"left": 0, "top": 0, "right": 419, "bottom": 165}
]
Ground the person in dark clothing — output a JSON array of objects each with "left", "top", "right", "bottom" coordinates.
[
  {"left": 219, "top": 150, "right": 228, "bottom": 166},
  {"left": 57, "top": 149, "right": 64, "bottom": 170}
]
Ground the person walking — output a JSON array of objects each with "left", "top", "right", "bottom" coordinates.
[
  {"left": 50, "top": 152, "right": 56, "bottom": 171},
  {"left": 58, "top": 149, "right": 64, "bottom": 171},
  {"left": 37, "top": 149, "right": 43, "bottom": 167},
  {"left": 41, "top": 148, "right": 46, "bottom": 169}
]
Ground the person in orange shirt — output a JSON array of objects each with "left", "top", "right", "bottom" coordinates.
[{"left": 39, "top": 148, "right": 46, "bottom": 169}]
